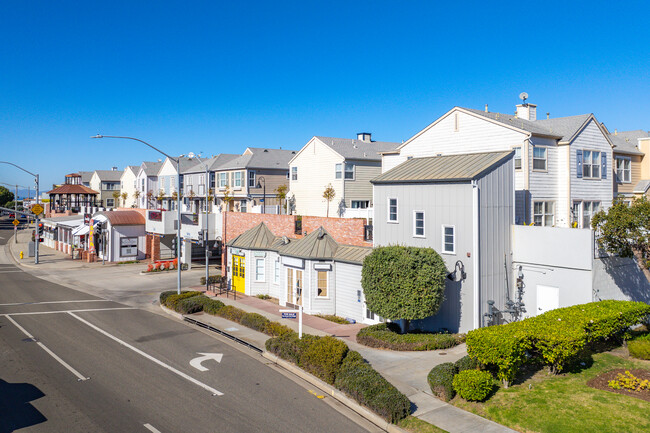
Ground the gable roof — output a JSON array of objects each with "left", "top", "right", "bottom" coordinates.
[
  {"left": 372, "top": 151, "right": 513, "bottom": 184},
  {"left": 78, "top": 171, "right": 94, "bottom": 183},
  {"left": 228, "top": 222, "right": 278, "bottom": 251},
  {"left": 214, "top": 148, "right": 297, "bottom": 171},
  {"left": 462, "top": 108, "right": 564, "bottom": 138},
  {"left": 140, "top": 161, "right": 163, "bottom": 176},
  {"left": 314, "top": 136, "right": 400, "bottom": 161},
  {"left": 93, "top": 170, "right": 123, "bottom": 182},
  {"left": 94, "top": 210, "right": 145, "bottom": 226},
  {"left": 610, "top": 130, "right": 649, "bottom": 155}
]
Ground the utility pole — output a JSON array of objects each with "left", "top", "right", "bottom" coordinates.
[{"left": 14, "top": 184, "right": 17, "bottom": 244}]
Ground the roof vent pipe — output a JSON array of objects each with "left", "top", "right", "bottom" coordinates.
[
  {"left": 615, "top": 129, "right": 618, "bottom": 135},
  {"left": 485, "top": 104, "right": 488, "bottom": 112},
  {"left": 547, "top": 112, "right": 550, "bottom": 119}
]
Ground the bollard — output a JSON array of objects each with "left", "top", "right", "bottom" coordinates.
[{"left": 20, "top": 251, "right": 24, "bottom": 259}]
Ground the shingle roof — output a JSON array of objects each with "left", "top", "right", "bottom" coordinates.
[
  {"left": 462, "top": 108, "right": 564, "bottom": 138},
  {"left": 141, "top": 161, "right": 163, "bottom": 176},
  {"left": 94, "top": 170, "right": 123, "bottom": 182},
  {"left": 610, "top": 130, "right": 649, "bottom": 155},
  {"left": 315, "top": 137, "right": 400, "bottom": 161},
  {"left": 79, "top": 171, "right": 94, "bottom": 183},
  {"left": 215, "top": 148, "right": 297, "bottom": 171},
  {"left": 372, "top": 151, "right": 513, "bottom": 184}
]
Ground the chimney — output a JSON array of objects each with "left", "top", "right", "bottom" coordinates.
[
  {"left": 112, "top": 166, "right": 118, "bottom": 171},
  {"left": 485, "top": 104, "right": 488, "bottom": 112},
  {"left": 357, "top": 132, "right": 372, "bottom": 143},
  {"left": 615, "top": 129, "right": 618, "bottom": 136},
  {"left": 516, "top": 103, "right": 537, "bottom": 121}
]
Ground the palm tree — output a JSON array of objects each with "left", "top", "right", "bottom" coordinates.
[
  {"left": 323, "top": 184, "right": 335, "bottom": 218},
  {"left": 275, "top": 184, "right": 288, "bottom": 214},
  {"left": 156, "top": 189, "right": 165, "bottom": 210},
  {"left": 121, "top": 192, "right": 128, "bottom": 207},
  {"left": 146, "top": 190, "right": 154, "bottom": 209},
  {"left": 133, "top": 190, "right": 141, "bottom": 208},
  {"left": 111, "top": 190, "right": 121, "bottom": 208}
]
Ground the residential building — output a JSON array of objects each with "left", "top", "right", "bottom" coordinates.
[
  {"left": 120, "top": 165, "right": 140, "bottom": 208},
  {"left": 134, "top": 161, "right": 163, "bottom": 209},
  {"left": 79, "top": 171, "right": 93, "bottom": 187},
  {"left": 89, "top": 168, "right": 123, "bottom": 209},
  {"left": 383, "top": 103, "right": 614, "bottom": 228},
  {"left": 609, "top": 130, "right": 650, "bottom": 201},
  {"left": 156, "top": 156, "right": 201, "bottom": 211},
  {"left": 289, "top": 133, "right": 399, "bottom": 218},
  {"left": 372, "top": 151, "right": 514, "bottom": 333}
]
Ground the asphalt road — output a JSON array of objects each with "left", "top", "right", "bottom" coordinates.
[{"left": 0, "top": 217, "right": 377, "bottom": 433}]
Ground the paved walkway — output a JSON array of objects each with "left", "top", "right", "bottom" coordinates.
[{"left": 192, "top": 288, "right": 516, "bottom": 433}]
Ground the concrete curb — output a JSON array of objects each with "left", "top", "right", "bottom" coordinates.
[
  {"left": 261, "top": 351, "right": 409, "bottom": 433},
  {"left": 159, "top": 303, "right": 184, "bottom": 321}
]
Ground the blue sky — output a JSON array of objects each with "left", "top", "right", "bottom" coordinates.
[{"left": 1, "top": 0, "right": 649, "bottom": 191}]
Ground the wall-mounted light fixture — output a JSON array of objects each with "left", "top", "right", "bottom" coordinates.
[{"left": 447, "top": 260, "right": 467, "bottom": 282}]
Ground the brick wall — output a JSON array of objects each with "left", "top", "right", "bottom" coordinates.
[
  {"left": 145, "top": 234, "right": 160, "bottom": 261},
  {"left": 302, "top": 216, "right": 371, "bottom": 247}
]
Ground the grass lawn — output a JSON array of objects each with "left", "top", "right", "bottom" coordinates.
[
  {"left": 397, "top": 416, "right": 448, "bottom": 433},
  {"left": 453, "top": 352, "right": 650, "bottom": 433}
]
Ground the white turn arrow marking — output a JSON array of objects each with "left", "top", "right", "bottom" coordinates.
[{"left": 190, "top": 352, "right": 223, "bottom": 372}]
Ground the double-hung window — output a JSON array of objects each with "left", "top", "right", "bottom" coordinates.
[
  {"left": 344, "top": 163, "right": 355, "bottom": 180},
  {"left": 317, "top": 271, "right": 328, "bottom": 297},
  {"left": 582, "top": 201, "right": 601, "bottom": 229},
  {"left": 615, "top": 157, "right": 631, "bottom": 183},
  {"left": 533, "top": 201, "right": 555, "bottom": 226},
  {"left": 255, "top": 258, "right": 265, "bottom": 282},
  {"left": 248, "top": 171, "right": 256, "bottom": 188},
  {"left": 218, "top": 172, "right": 228, "bottom": 188},
  {"left": 388, "top": 198, "right": 398, "bottom": 222},
  {"left": 583, "top": 150, "right": 601, "bottom": 179},
  {"left": 514, "top": 147, "right": 522, "bottom": 169},
  {"left": 274, "top": 260, "right": 280, "bottom": 284},
  {"left": 413, "top": 211, "right": 425, "bottom": 237},
  {"left": 291, "top": 167, "right": 298, "bottom": 181},
  {"left": 233, "top": 172, "right": 242, "bottom": 188},
  {"left": 533, "top": 146, "right": 547, "bottom": 171},
  {"left": 442, "top": 225, "right": 455, "bottom": 254},
  {"left": 335, "top": 164, "right": 342, "bottom": 179}
]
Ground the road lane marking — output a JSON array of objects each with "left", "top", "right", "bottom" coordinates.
[
  {"left": 144, "top": 423, "right": 162, "bottom": 433},
  {"left": 4, "top": 307, "right": 135, "bottom": 316},
  {"left": 0, "top": 270, "right": 23, "bottom": 273},
  {"left": 67, "top": 312, "right": 224, "bottom": 396},
  {"left": 190, "top": 352, "right": 223, "bottom": 371},
  {"left": 5, "top": 315, "right": 89, "bottom": 381},
  {"left": 0, "top": 299, "right": 111, "bottom": 307}
]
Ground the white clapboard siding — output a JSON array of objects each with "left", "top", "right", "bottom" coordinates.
[
  {"left": 309, "top": 261, "right": 336, "bottom": 315},
  {"left": 528, "top": 136, "right": 562, "bottom": 225},
  {"left": 382, "top": 153, "right": 407, "bottom": 173},
  {"left": 334, "top": 262, "right": 364, "bottom": 323}
]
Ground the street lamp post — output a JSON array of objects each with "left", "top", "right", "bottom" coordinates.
[
  {"left": 256, "top": 176, "right": 266, "bottom": 214},
  {"left": 92, "top": 135, "right": 183, "bottom": 295},
  {"left": 188, "top": 153, "right": 210, "bottom": 293},
  {"left": 0, "top": 161, "right": 40, "bottom": 263}
]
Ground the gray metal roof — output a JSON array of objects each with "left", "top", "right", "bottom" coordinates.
[
  {"left": 228, "top": 223, "right": 278, "bottom": 251},
  {"left": 280, "top": 227, "right": 339, "bottom": 260},
  {"left": 610, "top": 130, "right": 649, "bottom": 156},
  {"left": 93, "top": 170, "right": 123, "bottom": 182},
  {"left": 633, "top": 179, "right": 650, "bottom": 194},
  {"left": 372, "top": 151, "right": 513, "bottom": 184},
  {"left": 315, "top": 137, "right": 400, "bottom": 161},
  {"left": 334, "top": 245, "right": 372, "bottom": 265}
]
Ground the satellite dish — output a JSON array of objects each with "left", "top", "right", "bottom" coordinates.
[{"left": 519, "top": 92, "right": 529, "bottom": 103}]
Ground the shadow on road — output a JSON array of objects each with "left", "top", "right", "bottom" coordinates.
[{"left": 0, "top": 378, "right": 47, "bottom": 433}]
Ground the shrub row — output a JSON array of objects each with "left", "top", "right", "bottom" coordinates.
[
  {"left": 628, "top": 333, "right": 650, "bottom": 360},
  {"left": 466, "top": 300, "right": 650, "bottom": 385},
  {"left": 356, "top": 322, "right": 463, "bottom": 351},
  {"left": 200, "top": 275, "right": 226, "bottom": 286},
  {"left": 427, "top": 356, "right": 483, "bottom": 401},
  {"left": 159, "top": 291, "right": 293, "bottom": 338},
  {"left": 267, "top": 335, "right": 410, "bottom": 423}
]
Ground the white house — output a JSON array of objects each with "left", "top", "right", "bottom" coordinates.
[
  {"left": 91, "top": 210, "right": 147, "bottom": 262},
  {"left": 289, "top": 133, "right": 399, "bottom": 218},
  {"left": 383, "top": 103, "right": 614, "bottom": 228},
  {"left": 120, "top": 165, "right": 140, "bottom": 208},
  {"left": 134, "top": 161, "right": 163, "bottom": 209}
]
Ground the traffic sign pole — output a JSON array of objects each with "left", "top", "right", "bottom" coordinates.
[{"left": 35, "top": 174, "right": 39, "bottom": 264}]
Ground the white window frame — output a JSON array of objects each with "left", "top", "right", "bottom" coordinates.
[
  {"left": 274, "top": 260, "right": 280, "bottom": 284},
  {"left": 513, "top": 146, "right": 522, "bottom": 170},
  {"left": 442, "top": 225, "right": 455, "bottom": 254},
  {"left": 218, "top": 172, "right": 228, "bottom": 188},
  {"left": 351, "top": 200, "right": 369, "bottom": 209},
  {"left": 583, "top": 150, "right": 601, "bottom": 179},
  {"left": 532, "top": 146, "right": 547, "bottom": 171},
  {"left": 335, "top": 163, "right": 342, "bottom": 179},
  {"left": 255, "top": 258, "right": 265, "bottom": 282},
  {"left": 413, "top": 210, "right": 425, "bottom": 238},
  {"left": 582, "top": 201, "right": 601, "bottom": 229},
  {"left": 106, "top": 198, "right": 115, "bottom": 207},
  {"left": 291, "top": 167, "right": 298, "bottom": 181},
  {"left": 533, "top": 201, "right": 555, "bottom": 226},
  {"left": 344, "top": 163, "right": 355, "bottom": 180},
  {"left": 387, "top": 198, "right": 398, "bottom": 223},
  {"left": 317, "top": 270, "right": 328, "bottom": 298},
  {"left": 615, "top": 156, "right": 631, "bottom": 183},
  {"left": 234, "top": 171, "right": 242, "bottom": 188},
  {"left": 248, "top": 171, "right": 256, "bottom": 188}
]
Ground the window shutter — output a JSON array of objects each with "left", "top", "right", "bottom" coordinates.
[
  {"left": 601, "top": 153, "right": 607, "bottom": 179},
  {"left": 576, "top": 149, "right": 583, "bottom": 178}
]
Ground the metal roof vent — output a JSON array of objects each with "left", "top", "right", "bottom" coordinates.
[
  {"left": 282, "top": 235, "right": 289, "bottom": 245},
  {"left": 318, "top": 227, "right": 325, "bottom": 239}
]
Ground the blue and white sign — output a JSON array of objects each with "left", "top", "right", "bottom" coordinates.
[{"left": 282, "top": 312, "right": 297, "bottom": 319}]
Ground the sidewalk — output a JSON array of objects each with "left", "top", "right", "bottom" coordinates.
[{"left": 188, "top": 288, "right": 516, "bottom": 433}]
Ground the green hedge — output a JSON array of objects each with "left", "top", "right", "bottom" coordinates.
[
  {"left": 427, "top": 362, "right": 456, "bottom": 401},
  {"left": 200, "top": 275, "right": 225, "bottom": 286},
  {"left": 203, "top": 299, "right": 225, "bottom": 315},
  {"left": 452, "top": 370, "right": 493, "bottom": 402},
  {"left": 628, "top": 333, "right": 650, "bottom": 360},
  {"left": 356, "top": 322, "right": 462, "bottom": 351},
  {"left": 176, "top": 295, "right": 211, "bottom": 314},
  {"left": 266, "top": 337, "right": 410, "bottom": 423},
  {"left": 467, "top": 300, "right": 650, "bottom": 383},
  {"left": 240, "top": 312, "right": 271, "bottom": 333},
  {"left": 163, "top": 291, "right": 203, "bottom": 311}
]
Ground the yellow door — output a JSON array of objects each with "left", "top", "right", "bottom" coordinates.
[{"left": 232, "top": 255, "right": 245, "bottom": 293}]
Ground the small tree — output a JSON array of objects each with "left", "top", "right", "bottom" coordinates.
[
  {"left": 121, "top": 192, "right": 128, "bottom": 207},
  {"left": 0, "top": 186, "right": 14, "bottom": 207},
  {"left": 222, "top": 186, "right": 234, "bottom": 211},
  {"left": 361, "top": 246, "right": 447, "bottom": 333},
  {"left": 275, "top": 184, "right": 288, "bottom": 214},
  {"left": 323, "top": 184, "right": 336, "bottom": 218},
  {"left": 156, "top": 189, "right": 165, "bottom": 210},
  {"left": 112, "top": 190, "right": 121, "bottom": 208},
  {"left": 146, "top": 190, "right": 154, "bottom": 208}
]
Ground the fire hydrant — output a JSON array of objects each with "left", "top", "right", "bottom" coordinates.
[{"left": 20, "top": 251, "right": 24, "bottom": 259}]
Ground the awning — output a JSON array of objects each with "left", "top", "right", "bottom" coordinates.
[{"left": 72, "top": 224, "right": 89, "bottom": 236}]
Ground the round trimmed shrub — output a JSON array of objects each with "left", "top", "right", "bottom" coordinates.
[
  {"left": 176, "top": 295, "right": 210, "bottom": 314},
  {"left": 299, "top": 336, "right": 349, "bottom": 384},
  {"left": 452, "top": 370, "right": 494, "bottom": 402},
  {"left": 455, "top": 355, "right": 481, "bottom": 373},
  {"left": 427, "top": 362, "right": 456, "bottom": 401}
]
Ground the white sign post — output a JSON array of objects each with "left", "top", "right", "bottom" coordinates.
[{"left": 279, "top": 305, "right": 303, "bottom": 339}]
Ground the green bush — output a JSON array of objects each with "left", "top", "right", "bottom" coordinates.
[
  {"left": 427, "top": 362, "right": 457, "bottom": 401},
  {"left": 265, "top": 332, "right": 319, "bottom": 365},
  {"left": 357, "top": 323, "right": 461, "bottom": 351},
  {"left": 452, "top": 370, "right": 494, "bottom": 402},
  {"left": 335, "top": 350, "right": 410, "bottom": 423},
  {"left": 203, "top": 299, "right": 225, "bottom": 315},
  {"left": 455, "top": 355, "right": 481, "bottom": 373},
  {"left": 175, "top": 295, "right": 210, "bottom": 314},
  {"left": 200, "top": 275, "right": 225, "bottom": 286},
  {"left": 240, "top": 312, "right": 271, "bottom": 333},
  {"left": 265, "top": 321, "right": 293, "bottom": 337},
  {"left": 299, "top": 336, "right": 348, "bottom": 384},
  {"left": 315, "top": 314, "right": 350, "bottom": 324},
  {"left": 628, "top": 338, "right": 650, "bottom": 360},
  {"left": 163, "top": 291, "right": 203, "bottom": 310},
  {"left": 160, "top": 290, "right": 198, "bottom": 305}
]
